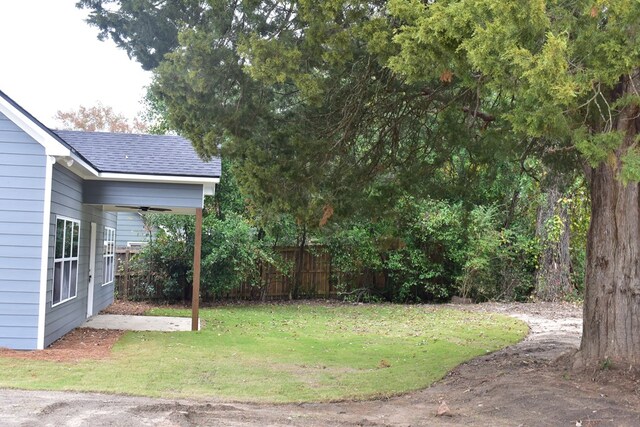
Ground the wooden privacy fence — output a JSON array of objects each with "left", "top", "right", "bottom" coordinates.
[
  {"left": 115, "top": 248, "right": 145, "bottom": 300},
  {"left": 116, "top": 247, "right": 174, "bottom": 301},
  {"left": 229, "top": 247, "right": 333, "bottom": 299},
  {"left": 116, "top": 246, "right": 385, "bottom": 300}
]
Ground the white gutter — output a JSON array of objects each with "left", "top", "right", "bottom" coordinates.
[{"left": 97, "top": 171, "right": 219, "bottom": 185}]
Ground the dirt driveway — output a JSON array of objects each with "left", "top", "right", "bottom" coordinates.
[{"left": 2, "top": 302, "right": 640, "bottom": 426}]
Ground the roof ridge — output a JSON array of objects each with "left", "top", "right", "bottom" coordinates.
[{"left": 54, "top": 129, "right": 184, "bottom": 138}]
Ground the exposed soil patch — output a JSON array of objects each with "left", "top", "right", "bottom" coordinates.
[{"left": 0, "top": 328, "right": 123, "bottom": 362}]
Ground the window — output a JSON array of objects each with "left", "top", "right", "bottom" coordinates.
[
  {"left": 103, "top": 227, "right": 116, "bottom": 285},
  {"left": 53, "top": 217, "right": 80, "bottom": 306}
]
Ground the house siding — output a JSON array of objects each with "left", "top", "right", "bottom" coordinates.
[
  {"left": 116, "top": 211, "right": 152, "bottom": 247},
  {"left": 84, "top": 181, "right": 203, "bottom": 209},
  {"left": 44, "top": 164, "right": 116, "bottom": 347},
  {"left": 0, "top": 112, "right": 46, "bottom": 350}
]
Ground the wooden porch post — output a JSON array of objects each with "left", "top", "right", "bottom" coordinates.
[{"left": 192, "top": 207, "right": 203, "bottom": 331}]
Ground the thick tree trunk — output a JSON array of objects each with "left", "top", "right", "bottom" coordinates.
[
  {"left": 577, "top": 161, "right": 640, "bottom": 368},
  {"left": 576, "top": 74, "right": 640, "bottom": 368},
  {"left": 535, "top": 174, "right": 572, "bottom": 301}
]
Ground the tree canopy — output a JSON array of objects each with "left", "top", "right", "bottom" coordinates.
[
  {"left": 80, "top": 0, "right": 513, "bottom": 225},
  {"left": 77, "top": 0, "right": 207, "bottom": 70},
  {"left": 389, "top": 0, "right": 640, "bottom": 174}
]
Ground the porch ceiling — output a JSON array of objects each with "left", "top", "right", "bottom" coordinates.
[
  {"left": 101, "top": 204, "right": 198, "bottom": 215},
  {"left": 84, "top": 180, "right": 206, "bottom": 214}
]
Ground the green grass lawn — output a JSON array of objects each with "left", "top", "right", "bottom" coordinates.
[{"left": 0, "top": 304, "right": 527, "bottom": 402}]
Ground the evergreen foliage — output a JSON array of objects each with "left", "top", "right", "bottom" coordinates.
[{"left": 83, "top": 0, "right": 640, "bottom": 353}]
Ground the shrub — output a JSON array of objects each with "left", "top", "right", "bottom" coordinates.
[
  {"left": 458, "top": 205, "right": 537, "bottom": 301},
  {"left": 201, "top": 213, "right": 287, "bottom": 299},
  {"left": 128, "top": 211, "right": 287, "bottom": 302},
  {"left": 318, "top": 224, "right": 384, "bottom": 301}
]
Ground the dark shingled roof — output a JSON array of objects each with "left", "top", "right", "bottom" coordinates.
[{"left": 53, "top": 130, "right": 221, "bottom": 178}]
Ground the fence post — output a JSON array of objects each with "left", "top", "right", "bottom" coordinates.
[{"left": 124, "top": 249, "right": 129, "bottom": 300}]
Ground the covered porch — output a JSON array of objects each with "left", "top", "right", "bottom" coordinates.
[
  {"left": 54, "top": 130, "right": 220, "bottom": 336},
  {"left": 87, "top": 189, "right": 207, "bottom": 332}
]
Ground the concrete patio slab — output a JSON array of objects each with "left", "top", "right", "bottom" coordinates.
[{"left": 82, "top": 314, "right": 198, "bottom": 332}]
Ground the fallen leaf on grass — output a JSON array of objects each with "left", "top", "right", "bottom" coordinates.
[{"left": 378, "top": 359, "right": 391, "bottom": 369}]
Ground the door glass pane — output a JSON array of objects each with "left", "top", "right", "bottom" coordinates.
[
  {"left": 72, "top": 222, "right": 79, "bottom": 257},
  {"left": 70, "top": 260, "right": 78, "bottom": 298},
  {"left": 55, "top": 219, "right": 64, "bottom": 259},
  {"left": 53, "top": 261, "right": 62, "bottom": 304},
  {"left": 64, "top": 221, "right": 73, "bottom": 258}
]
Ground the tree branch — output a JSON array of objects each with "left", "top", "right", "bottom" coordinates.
[{"left": 462, "top": 106, "right": 495, "bottom": 123}]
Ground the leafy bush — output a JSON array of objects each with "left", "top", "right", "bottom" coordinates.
[
  {"left": 458, "top": 205, "right": 537, "bottom": 301},
  {"left": 128, "top": 214, "right": 195, "bottom": 301},
  {"left": 318, "top": 224, "right": 383, "bottom": 300},
  {"left": 128, "top": 210, "right": 287, "bottom": 302},
  {"left": 384, "top": 198, "right": 465, "bottom": 302},
  {"left": 567, "top": 179, "right": 590, "bottom": 296},
  {"left": 316, "top": 196, "right": 539, "bottom": 303},
  {"left": 201, "top": 213, "right": 288, "bottom": 299}
]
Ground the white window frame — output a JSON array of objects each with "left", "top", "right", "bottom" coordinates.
[
  {"left": 103, "top": 227, "right": 116, "bottom": 286},
  {"left": 52, "top": 216, "right": 80, "bottom": 307}
]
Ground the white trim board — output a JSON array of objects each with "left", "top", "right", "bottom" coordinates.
[
  {"left": 37, "top": 156, "right": 55, "bottom": 350},
  {"left": 59, "top": 159, "right": 219, "bottom": 196},
  {"left": 0, "top": 96, "right": 70, "bottom": 157},
  {"left": 87, "top": 222, "right": 97, "bottom": 318},
  {"left": 96, "top": 172, "right": 219, "bottom": 185}
]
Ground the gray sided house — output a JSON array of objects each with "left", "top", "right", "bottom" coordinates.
[
  {"left": 0, "top": 90, "right": 220, "bottom": 350},
  {"left": 116, "top": 211, "right": 154, "bottom": 248}
]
